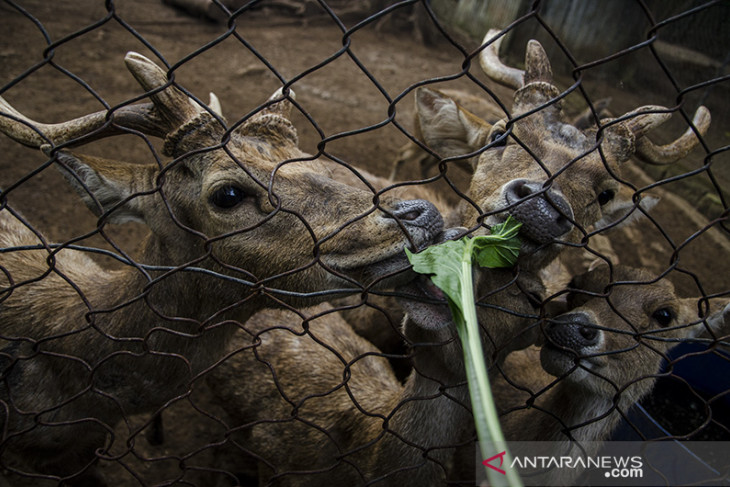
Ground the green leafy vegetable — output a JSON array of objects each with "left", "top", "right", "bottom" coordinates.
[
  {"left": 406, "top": 217, "right": 523, "bottom": 487},
  {"left": 405, "top": 217, "right": 521, "bottom": 323}
]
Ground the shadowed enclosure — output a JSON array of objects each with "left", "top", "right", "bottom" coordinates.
[{"left": 0, "top": 1, "right": 728, "bottom": 485}]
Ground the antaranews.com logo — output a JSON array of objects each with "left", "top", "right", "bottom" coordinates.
[
  {"left": 484, "top": 451, "right": 643, "bottom": 481},
  {"left": 476, "top": 441, "right": 730, "bottom": 486}
]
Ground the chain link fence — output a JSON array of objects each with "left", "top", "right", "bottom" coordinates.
[{"left": 0, "top": 0, "right": 728, "bottom": 485}]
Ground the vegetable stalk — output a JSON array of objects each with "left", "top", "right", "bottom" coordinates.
[{"left": 406, "top": 217, "right": 523, "bottom": 486}]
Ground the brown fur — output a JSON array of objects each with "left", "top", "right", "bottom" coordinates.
[
  {"left": 0, "top": 55, "right": 445, "bottom": 485},
  {"left": 493, "top": 265, "right": 730, "bottom": 485},
  {"left": 208, "top": 303, "right": 473, "bottom": 486},
  {"left": 207, "top": 264, "right": 729, "bottom": 486},
  {"left": 203, "top": 33, "right": 712, "bottom": 487}
]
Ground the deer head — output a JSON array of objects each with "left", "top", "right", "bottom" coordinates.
[
  {"left": 492, "top": 265, "right": 729, "bottom": 487},
  {"left": 0, "top": 52, "right": 448, "bottom": 485},
  {"left": 0, "top": 53, "right": 445, "bottom": 308},
  {"left": 542, "top": 265, "right": 730, "bottom": 406},
  {"left": 413, "top": 29, "right": 710, "bottom": 271}
]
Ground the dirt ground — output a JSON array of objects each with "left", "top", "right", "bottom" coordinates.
[
  {"left": 0, "top": 1, "right": 729, "bottom": 485},
  {"left": 2, "top": 0, "right": 728, "bottom": 293}
]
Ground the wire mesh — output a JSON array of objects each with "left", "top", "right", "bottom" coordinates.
[{"left": 0, "top": 0, "right": 728, "bottom": 485}]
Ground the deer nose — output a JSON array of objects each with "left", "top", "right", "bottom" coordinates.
[
  {"left": 386, "top": 199, "right": 444, "bottom": 249},
  {"left": 504, "top": 179, "right": 574, "bottom": 243},
  {"left": 545, "top": 312, "right": 600, "bottom": 351}
]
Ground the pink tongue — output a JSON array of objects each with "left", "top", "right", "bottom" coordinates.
[{"left": 424, "top": 278, "right": 445, "bottom": 299}]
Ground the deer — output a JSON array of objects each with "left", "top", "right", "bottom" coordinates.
[
  {"left": 201, "top": 27, "right": 714, "bottom": 485},
  {"left": 492, "top": 264, "right": 730, "bottom": 486},
  {"left": 0, "top": 52, "right": 446, "bottom": 485},
  {"left": 378, "top": 28, "right": 711, "bottom": 362},
  {"left": 313, "top": 24, "right": 711, "bottom": 361},
  {"left": 206, "top": 261, "right": 729, "bottom": 487},
  {"left": 384, "top": 30, "right": 713, "bottom": 479},
  {"left": 421, "top": 30, "right": 707, "bottom": 265}
]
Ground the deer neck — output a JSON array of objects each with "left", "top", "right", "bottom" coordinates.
[
  {"left": 73, "top": 233, "right": 261, "bottom": 379},
  {"left": 131, "top": 233, "right": 264, "bottom": 322},
  {"left": 499, "top": 381, "right": 632, "bottom": 486},
  {"left": 531, "top": 381, "right": 624, "bottom": 448},
  {"left": 379, "top": 268, "right": 543, "bottom": 473},
  {"left": 373, "top": 318, "right": 472, "bottom": 478}
]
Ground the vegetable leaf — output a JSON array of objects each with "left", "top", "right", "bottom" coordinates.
[
  {"left": 405, "top": 216, "right": 522, "bottom": 319},
  {"left": 405, "top": 239, "right": 464, "bottom": 305},
  {"left": 472, "top": 217, "right": 522, "bottom": 269},
  {"left": 405, "top": 216, "right": 523, "bottom": 487}
]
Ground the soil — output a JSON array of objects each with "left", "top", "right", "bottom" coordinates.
[{"left": 0, "top": 1, "right": 728, "bottom": 485}]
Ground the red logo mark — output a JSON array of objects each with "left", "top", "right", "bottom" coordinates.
[{"left": 482, "top": 451, "right": 507, "bottom": 475}]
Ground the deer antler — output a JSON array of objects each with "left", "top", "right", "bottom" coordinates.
[
  {"left": 0, "top": 52, "right": 224, "bottom": 156},
  {"left": 602, "top": 105, "right": 710, "bottom": 165},
  {"left": 123, "top": 52, "right": 204, "bottom": 132},
  {"left": 480, "top": 29, "right": 560, "bottom": 116},
  {"left": 635, "top": 106, "right": 711, "bottom": 165},
  {"left": 479, "top": 29, "right": 525, "bottom": 90},
  {"left": 616, "top": 105, "right": 672, "bottom": 138},
  {"left": 479, "top": 28, "right": 555, "bottom": 90},
  {"left": 522, "top": 39, "right": 553, "bottom": 85},
  {"left": 0, "top": 96, "right": 163, "bottom": 147},
  {"left": 236, "top": 87, "right": 298, "bottom": 145}
]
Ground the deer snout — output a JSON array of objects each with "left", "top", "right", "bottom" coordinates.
[
  {"left": 503, "top": 179, "right": 573, "bottom": 243},
  {"left": 385, "top": 199, "right": 444, "bottom": 250},
  {"left": 544, "top": 312, "right": 601, "bottom": 353},
  {"left": 541, "top": 312, "right": 604, "bottom": 379}
]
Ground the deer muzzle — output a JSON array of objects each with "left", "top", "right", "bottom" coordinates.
[
  {"left": 541, "top": 312, "right": 604, "bottom": 378},
  {"left": 545, "top": 312, "right": 601, "bottom": 351},
  {"left": 384, "top": 199, "right": 444, "bottom": 252},
  {"left": 395, "top": 226, "right": 467, "bottom": 331},
  {"left": 348, "top": 199, "right": 445, "bottom": 289},
  {"left": 503, "top": 179, "right": 574, "bottom": 243}
]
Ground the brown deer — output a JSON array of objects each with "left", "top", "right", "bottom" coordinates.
[
  {"left": 436, "top": 31, "right": 705, "bottom": 264},
  {"left": 204, "top": 28, "right": 713, "bottom": 486},
  {"left": 394, "top": 28, "right": 710, "bottom": 363},
  {"left": 0, "top": 52, "right": 445, "bottom": 485},
  {"left": 493, "top": 265, "right": 730, "bottom": 485},
  {"left": 391, "top": 40, "right": 712, "bottom": 470},
  {"left": 342, "top": 28, "right": 709, "bottom": 356},
  {"left": 207, "top": 261, "right": 728, "bottom": 486},
  {"left": 206, "top": 231, "right": 482, "bottom": 486}
]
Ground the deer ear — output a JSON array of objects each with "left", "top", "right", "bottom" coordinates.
[
  {"left": 415, "top": 87, "right": 491, "bottom": 162},
  {"left": 237, "top": 88, "right": 298, "bottom": 146},
  {"left": 700, "top": 301, "right": 730, "bottom": 339},
  {"left": 50, "top": 149, "right": 156, "bottom": 225},
  {"left": 683, "top": 298, "right": 730, "bottom": 339}
]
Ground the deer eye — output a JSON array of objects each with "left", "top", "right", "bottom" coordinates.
[
  {"left": 210, "top": 185, "right": 247, "bottom": 209},
  {"left": 651, "top": 308, "right": 674, "bottom": 327},
  {"left": 597, "top": 189, "right": 615, "bottom": 206},
  {"left": 489, "top": 129, "right": 507, "bottom": 147}
]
